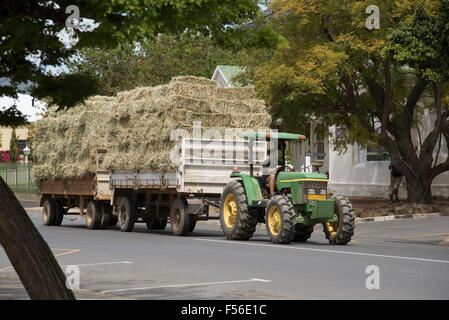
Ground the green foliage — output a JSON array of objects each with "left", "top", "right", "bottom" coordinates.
[
  {"left": 385, "top": 2, "right": 449, "bottom": 82},
  {"left": 1, "top": 0, "right": 265, "bottom": 110},
  {"left": 9, "top": 128, "right": 18, "bottom": 163},
  {"left": 68, "top": 34, "right": 239, "bottom": 96}
]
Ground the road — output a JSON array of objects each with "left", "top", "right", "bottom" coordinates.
[{"left": 1, "top": 204, "right": 448, "bottom": 300}]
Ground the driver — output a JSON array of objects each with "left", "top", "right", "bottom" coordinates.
[{"left": 262, "top": 141, "right": 286, "bottom": 195}]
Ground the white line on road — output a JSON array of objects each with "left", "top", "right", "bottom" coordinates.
[
  {"left": 101, "top": 278, "right": 272, "bottom": 294},
  {"left": 0, "top": 261, "right": 133, "bottom": 273},
  {"left": 195, "top": 238, "right": 449, "bottom": 264}
]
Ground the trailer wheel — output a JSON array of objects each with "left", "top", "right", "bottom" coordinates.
[
  {"left": 86, "top": 200, "right": 102, "bottom": 230},
  {"left": 117, "top": 197, "right": 136, "bottom": 232},
  {"left": 42, "top": 199, "right": 57, "bottom": 226},
  {"left": 170, "top": 197, "right": 191, "bottom": 236},
  {"left": 265, "top": 195, "right": 296, "bottom": 244},
  {"left": 323, "top": 196, "right": 355, "bottom": 245},
  {"left": 293, "top": 224, "right": 314, "bottom": 242},
  {"left": 99, "top": 203, "right": 111, "bottom": 229},
  {"left": 54, "top": 201, "right": 65, "bottom": 226},
  {"left": 189, "top": 216, "right": 197, "bottom": 232},
  {"left": 220, "top": 180, "right": 258, "bottom": 240}
]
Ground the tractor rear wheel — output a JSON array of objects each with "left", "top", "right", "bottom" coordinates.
[
  {"left": 323, "top": 196, "right": 355, "bottom": 245},
  {"left": 293, "top": 224, "right": 314, "bottom": 242},
  {"left": 220, "top": 180, "right": 258, "bottom": 240},
  {"left": 265, "top": 195, "right": 296, "bottom": 244}
]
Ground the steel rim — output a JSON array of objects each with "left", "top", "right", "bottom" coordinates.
[
  {"left": 325, "top": 207, "right": 340, "bottom": 235},
  {"left": 268, "top": 206, "right": 282, "bottom": 236},
  {"left": 223, "top": 193, "right": 238, "bottom": 228}
]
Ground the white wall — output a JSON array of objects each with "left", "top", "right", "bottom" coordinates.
[{"left": 328, "top": 126, "right": 449, "bottom": 199}]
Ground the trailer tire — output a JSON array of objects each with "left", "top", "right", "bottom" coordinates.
[
  {"left": 54, "top": 201, "right": 65, "bottom": 226},
  {"left": 100, "top": 203, "right": 111, "bottom": 229},
  {"left": 86, "top": 200, "right": 102, "bottom": 230},
  {"left": 220, "top": 180, "right": 258, "bottom": 241},
  {"left": 42, "top": 199, "right": 57, "bottom": 226},
  {"left": 117, "top": 197, "right": 136, "bottom": 232},
  {"left": 170, "top": 197, "right": 191, "bottom": 236},
  {"left": 293, "top": 224, "right": 314, "bottom": 242},
  {"left": 189, "top": 216, "right": 197, "bottom": 232},
  {"left": 323, "top": 196, "right": 355, "bottom": 245},
  {"left": 266, "top": 195, "right": 296, "bottom": 244}
]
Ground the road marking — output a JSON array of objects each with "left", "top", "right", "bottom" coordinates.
[
  {"left": 195, "top": 238, "right": 449, "bottom": 264},
  {"left": 70, "top": 261, "right": 132, "bottom": 267},
  {"left": 395, "top": 233, "right": 449, "bottom": 240},
  {"left": 0, "top": 249, "right": 81, "bottom": 272},
  {"left": 101, "top": 278, "right": 272, "bottom": 294}
]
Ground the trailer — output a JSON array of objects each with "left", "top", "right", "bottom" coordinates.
[{"left": 38, "top": 137, "right": 268, "bottom": 234}]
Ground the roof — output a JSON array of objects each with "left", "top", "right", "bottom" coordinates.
[
  {"left": 212, "top": 65, "right": 245, "bottom": 87},
  {"left": 241, "top": 132, "right": 307, "bottom": 141}
]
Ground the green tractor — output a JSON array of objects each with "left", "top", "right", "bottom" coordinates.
[{"left": 219, "top": 132, "right": 355, "bottom": 245}]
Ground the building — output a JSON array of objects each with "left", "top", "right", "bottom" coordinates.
[
  {"left": 211, "top": 65, "right": 245, "bottom": 87},
  {"left": 0, "top": 126, "right": 31, "bottom": 151}
]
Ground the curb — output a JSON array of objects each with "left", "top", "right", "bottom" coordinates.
[
  {"left": 355, "top": 212, "right": 441, "bottom": 224},
  {"left": 197, "top": 212, "right": 442, "bottom": 228}
]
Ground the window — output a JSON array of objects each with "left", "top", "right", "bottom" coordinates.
[
  {"left": 366, "top": 144, "right": 389, "bottom": 161},
  {"left": 17, "top": 140, "right": 29, "bottom": 151}
]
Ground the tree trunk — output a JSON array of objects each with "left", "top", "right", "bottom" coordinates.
[
  {"left": 0, "top": 177, "right": 75, "bottom": 300},
  {"left": 402, "top": 172, "right": 433, "bottom": 204}
]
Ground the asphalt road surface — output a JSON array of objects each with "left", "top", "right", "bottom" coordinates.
[{"left": 1, "top": 204, "right": 448, "bottom": 300}]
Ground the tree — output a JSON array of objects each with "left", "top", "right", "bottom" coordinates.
[
  {"left": 249, "top": 0, "right": 449, "bottom": 203},
  {"left": 9, "top": 128, "right": 18, "bottom": 163},
  {"left": 68, "top": 34, "right": 239, "bottom": 96},
  {"left": 0, "top": 0, "right": 265, "bottom": 300}
]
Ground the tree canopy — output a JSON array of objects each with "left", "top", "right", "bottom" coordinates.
[
  {"left": 1, "top": 0, "right": 268, "bottom": 110},
  {"left": 247, "top": 0, "right": 449, "bottom": 202},
  {"left": 67, "top": 34, "right": 240, "bottom": 96}
]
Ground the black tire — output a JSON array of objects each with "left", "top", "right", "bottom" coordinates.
[
  {"left": 53, "top": 201, "right": 65, "bottom": 226},
  {"left": 189, "top": 217, "right": 197, "bottom": 232},
  {"left": 170, "top": 197, "right": 191, "bottom": 236},
  {"left": 99, "top": 203, "right": 111, "bottom": 229},
  {"left": 42, "top": 199, "right": 57, "bottom": 226},
  {"left": 219, "top": 180, "right": 258, "bottom": 240},
  {"left": 86, "top": 200, "right": 102, "bottom": 230},
  {"left": 117, "top": 197, "right": 136, "bottom": 232},
  {"left": 323, "top": 196, "right": 355, "bottom": 245},
  {"left": 293, "top": 224, "right": 314, "bottom": 242},
  {"left": 265, "top": 195, "right": 296, "bottom": 244}
]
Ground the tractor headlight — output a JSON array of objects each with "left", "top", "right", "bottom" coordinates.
[
  {"left": 320, "top": 189, "right": 327, "bottom": 195},
  {"left": 308, "top": 189, "right": 316, "bottom": 195}
]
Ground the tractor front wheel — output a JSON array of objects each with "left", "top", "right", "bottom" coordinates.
[
  {"left": 323, "top": 196, "right": 355, "bottom": 245},
  {"left": 265, "top": 195, "right": 296, "bottom": 244},
  {"left": 220, "top": 180, "right": 258, "bottom": 240}
]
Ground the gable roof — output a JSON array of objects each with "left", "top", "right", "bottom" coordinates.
[{"left": 212, "top": 65, "right": 245, "bottom": 87}]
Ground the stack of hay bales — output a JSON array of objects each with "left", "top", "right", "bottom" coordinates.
[{"left": 33, "top": 76, "right": 272, "bottom": 181}]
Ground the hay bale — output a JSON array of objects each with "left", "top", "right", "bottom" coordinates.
[{"left": 33, "top": 76, "right": 271, "bottom": 180}]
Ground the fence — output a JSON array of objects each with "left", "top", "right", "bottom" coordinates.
[{"left": 0, "top": 163, "right": 37, "bottom": 194}]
